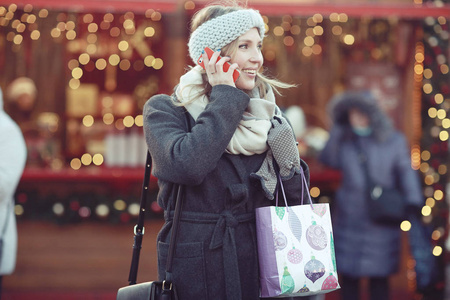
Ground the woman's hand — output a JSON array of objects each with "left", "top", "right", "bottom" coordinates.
[{"left": 201, "top": 50, "right": 239, "bottom": 87}]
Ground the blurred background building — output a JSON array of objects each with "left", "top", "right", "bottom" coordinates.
[{"left": 0, "top": 0, "right": 448, "bottom": 299}]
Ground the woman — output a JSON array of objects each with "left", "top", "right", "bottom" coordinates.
[
  {"left": 0, "top": 87, "right": 27, "bottom": 297},
  {"left": 318, "top": 91, "right": 423, "bottom": 300},
  {"left": 143, "top": 3, "right": 309, "bottom": 300}
]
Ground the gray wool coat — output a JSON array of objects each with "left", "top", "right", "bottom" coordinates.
[
  {"left": 143, "top": 85, "right": 310, "bottom": 300},
  {"left": 318, "top": 91, "right": 424, "bottom": 278}
]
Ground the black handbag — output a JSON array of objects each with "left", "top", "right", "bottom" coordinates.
[
  {"left": 355, "top": 140, "right": 406, "bottom": 225},
  {"left": 116, "top": 151, "right": 183, "bottom": 300}
]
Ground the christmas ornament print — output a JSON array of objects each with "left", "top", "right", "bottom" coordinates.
[
  {"left": 288, "top": 210, "right": 302, "bottom": 242},
  {"left": 297, "top": 284, "right": 310, "bottom": 293},
  {"left": 287, "top": 247, "right": 303, "bottom": 264},
  {"left": 281, "top": 266, "right": 295, "bottom": 294},
  {"left": 330, "top": 232, "right": 337, "bottom": 271},
  {"left": 312, "top": 204, "right": 327, "bottom": 217},
  {"left": 275, "top": 207, "right": 285, "bottom": 220},
  {"left": 306, "top": 221, "right": 327, "bottom": 250},
  {"left": 322, "top": 273, "right": 339, "bottom": 290},
  {"left": 304, "top": 256, "right": 326, "bottom": 283},
  {"left": 273, "top": 228, "right": 288, "bottom": 251}
]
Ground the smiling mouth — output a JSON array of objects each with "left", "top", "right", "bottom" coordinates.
[{"left": 242, "top": 69, "right": 257, "bottom": 76}]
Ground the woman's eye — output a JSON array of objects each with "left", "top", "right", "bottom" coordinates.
[{"left": 238, "top": 44, "right": 248, "bottom": 49}]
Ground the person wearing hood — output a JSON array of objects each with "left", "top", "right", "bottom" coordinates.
[
  {"left": 318, "top": 90, "right": 423, "bottom": 300},
  {"left": 142, "top": 2, "right": 310, "bottom": 299},
  {"left": 0, "top": 87, "right": 27, "bottom": 297}
]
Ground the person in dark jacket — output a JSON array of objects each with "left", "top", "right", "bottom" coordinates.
[
  {"left": 143, "top": 2, "right": 310, "bottom": 300},
  {"left": 318, "top": 91, "right": 424, "bottom": 300}
]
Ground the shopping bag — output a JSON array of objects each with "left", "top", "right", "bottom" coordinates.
[{"left": 256, "top": 169, "right": 340, "bottom": 297}]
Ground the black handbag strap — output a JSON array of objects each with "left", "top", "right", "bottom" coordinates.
[{"left": 128, "top": 108, "right": 191, "bottom": 285}]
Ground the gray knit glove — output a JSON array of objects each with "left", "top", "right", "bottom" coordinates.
[
  {"left": 267, "top": 115, "right": 301, "bottom": 179},
  {"left": 251, "top": 149, "right": 277, "bottom": 200}
]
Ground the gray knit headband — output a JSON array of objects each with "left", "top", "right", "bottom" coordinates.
[{"left": 188, "top": 9, "right": 266, "bottom": 65}]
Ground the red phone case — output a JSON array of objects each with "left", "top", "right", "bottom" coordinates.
[{"left": 197, "top": 47, "right": 240, "bottom": 82}]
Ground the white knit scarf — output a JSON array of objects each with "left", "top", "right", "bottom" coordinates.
[{"left": 175, "top": 66, "right": 279, "bottom": 155}]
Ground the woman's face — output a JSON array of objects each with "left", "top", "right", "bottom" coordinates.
[
  {"left": 348, "top": 108, "right": 370, "bottom": 129},
  {"left": 231, "top": 28, "right": 263, "bottom": 91}
]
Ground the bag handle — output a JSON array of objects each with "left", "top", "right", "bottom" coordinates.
[
  {"left": 127, "top": 109, "right": 191, "bottom": 286},
  {"left": 275, "top": 167, "right": 313, "bottom": 209}
]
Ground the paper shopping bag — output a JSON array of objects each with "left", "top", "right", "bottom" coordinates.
[{"left": 255, "top": 172, "right": 340, "bottom": 297}]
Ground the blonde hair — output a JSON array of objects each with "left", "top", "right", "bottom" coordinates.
[{"left": 177, "top": 3, "right": 295, "bottom": 104}]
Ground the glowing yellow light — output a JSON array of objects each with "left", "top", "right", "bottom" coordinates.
[
  {"left": 434, "top": 94, "right": 444, "bottom": 104},
  {"left": 414, "top": 64, "right": 423, "bottom": 74},
  {"left": 96, "top": 58, "right": 107, "bottom": 70},
  {"left": 434, "top": 190, "right": 444, "bottom": 201},
  {"left": 80, "top": 154, "right": 92, "bottom": 167},
  {"left": 104, "top": 13, "right": 114, "bottom": 22},
  {"left": 428, "top": 107, "right": 437, "bottom": 118},
  {"left": 442, "top": 119, "right": 450, "bottom": 129},
  {"left": 38, "top": 9, "right": 49, "bottom": 18},
  {"left": 93, "top": 154, "right": 104, "bottom": 166},
  {"left": 304, "top": 36, "right": 314, "bottom": 47},
  {"left": 83, "top": 115, "right": 94, "bottom": 127},
  {"left": 332, "top": 25, "right": 342, "bottom": 35},
  {"left": 135, "top": 115, "right": 143, "bottom": 127},
  {"left": 423, "top": 83, "right": 433, "bottom": 94},
  {"left": 16, "top": 23, "right": 25, "bottom": 32},
  {"left": 290, "top": 25, "right": 301, "bottom": 35},
  {"left": 15, "top": 204, "right": 24, "bottom": 216},
  {"left": 184, "top": 1, "right": 195, "bottom": 10},
  {"left": 312, "top": 13, "right": 323, "bottom": 23},
  {"left": 72, "top": 67, "right": 83, "bottom": 79},
  {"left": 70, "top": 158, "right": 82, "bottom": 170},
  {"left": 109, "top": 54, "right": 120, "bottom": 66},
  {"left": 415, "top": 52, "right": 424, "bottom": 63},
  {"left": 302, "top": 47, "right": 313, "bottom": 57},
  {"left": 153, "top": 58, "right": 164, "bottom": 70},
  {"left": 123, "top": 115, "right": 135, "bottom": 127},
  {"left": 118, "top": 40, "right": 129, "bottom": 51},
  {"left": 30, "top": 30, "right": 40, "bottom": 40},
  {"left": 51, "top": 28, "right": 61, "bottom": 38},
  {"left": 431, "top": 230, "right": 441, "bottom": 240},
  {"left": 123, "top": 19, "right": 135, "bottom": 30},
  {"left": 338, "top": 13, "right": 348, "bottom": 22},
  {"left": 423, "top": 68, "right": 433, "bottom": 79},
  {"left": 329, "top": 13, "right": 339, "bottom": 22},
  {"left": 420, "top": 162, "right": 429, "bottom": 173},
  {"left": 421, "top": 150, "right": 430, "bottom": 161},
  {"left": 114, "top": 199, "right": 127, "bottom": 211},
  {"left": 87, "top": 33, "right": 97, "bottom": 44},
  {"left": 400, "top": 220, "right": 411, "bottom": 231},
  {"left": 421, "top": 206, "right": 432, "bottom": 216},
  {"left": 310, "top": 187, "right": 320, "bottom": 198},
  {"left": 432, "top": 246, "right": 442, "bottom": 256},
  {"left": 438, "top": 164, "right": 447, "bottom": 175},
  {"left": 88, "top": 23, "right": 98, "bottom": 33},
  {"left": 13, "top": 34, "right": 23, "bottom": 45},
  {"left": 273, "top": 26, "right": 284, "bottom": 36},
  {"left": 312, "top": 44, "right": 322, "bottom": 55},
  {"left": 439, "top": 131, "right": 449, "bottom": 141},
  {"left": 151, "top": 11, "right": 162, "bottom": 21},
  {"left": 425, "top": 197, "right": 435, "bottom": 207},
  {"left": 343, "top": 34, "right": 355, "bottom": 45},
  {"left": 103, "top": 113, "right": 114, "bottom": 125},
  {"left": 437, "top": 109, "right": 446, "bottom": 119},
  {"left": 440, "top": 64, "right": 449, "bottom": 74},
  {"left": 69, "top": 78, "right": 80, "bottom": 89},
  {"left": 79, "top": 53, "right": 90, "bottom": 65},
  {"left": 144, "top": 27, "right": 155, "bottom": 37}
]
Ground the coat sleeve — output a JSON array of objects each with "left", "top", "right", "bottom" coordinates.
[
  {"left": 318, "top": 125, "right": 345, "bottom": 169},
  {"left": 393, "top": 133, "right": 424, "bottom": 208},
  {"left": 143, "top": 85, "right": 250, "bottom": 186},
  {"left": 0, "top": 114, "right": 27, "bottom": 204}
]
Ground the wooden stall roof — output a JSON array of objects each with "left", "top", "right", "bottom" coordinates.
[{"left": 1, "top": 0, "right": 449, "bottom": 18}]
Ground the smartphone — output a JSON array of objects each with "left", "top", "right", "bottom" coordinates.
[{"left": 197, "top": 47, "right": 240, "bottom": 83}]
